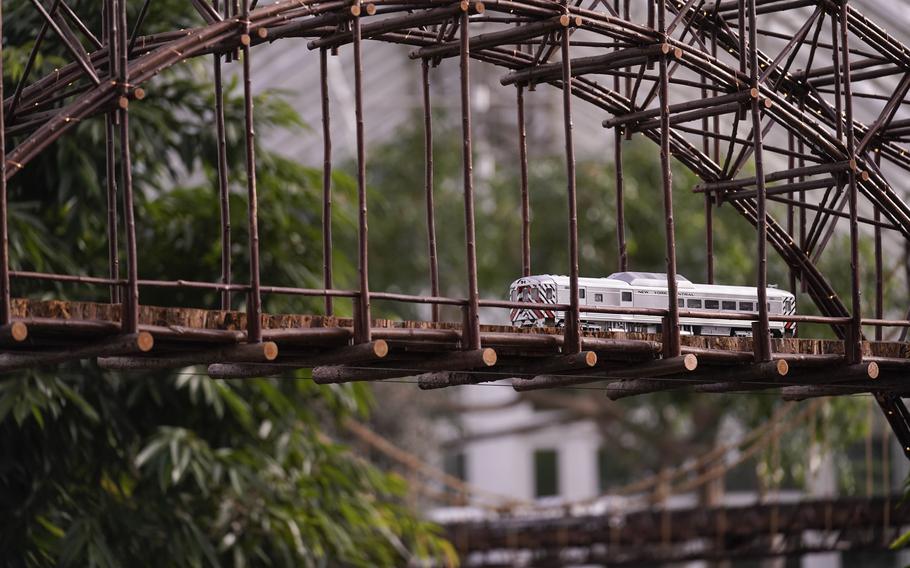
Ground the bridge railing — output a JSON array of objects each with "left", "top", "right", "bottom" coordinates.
[{"left": 11, "top": 268, "right": 910, "bottom": 332}]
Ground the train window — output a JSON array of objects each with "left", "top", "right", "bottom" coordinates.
[
  {"left": 579, "top": 289, "right": 586, "bottom": 299},
  {"left": 678, "top": 298, "right": 684, "bottom": 307},
  {"left": 594, "top": 293, "right": 603, "bottom": 302},
  {"left": 622, "top": 291, "right": 632, "bottom": 302},
  {"left": 739, "top": 301, "right": 754, "bottom": 311},
  {"left": 687, "top": 299, "right": 702, "bottom": 309},
  {"left": 704, "top": 300, "right": 719, "bottom": 310},
  {"left": 722, "top": 301, "right": 736, "bottom": 310}
]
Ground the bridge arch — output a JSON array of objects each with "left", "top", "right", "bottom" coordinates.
[{"left": 8, "top": 1, "right": 910, "bottom": 323}]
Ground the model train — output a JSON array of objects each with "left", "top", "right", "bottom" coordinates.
[{"left": 508, "top": 272, "right": 796, "bottom": 337}]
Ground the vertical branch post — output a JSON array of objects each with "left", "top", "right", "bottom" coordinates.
[
  {"left": 787, "top": 133, "right": 796, "bottom": 294},
  {"left": 104, "top": 124, "right": 119, "bottom": 305},
  {"left": 103, "top": 2, "right": 120, "bottom": 304},
  {"left": 240, "top": 0, "right": 262, "bottom": 341},
  {"left": 830, "top": 12, "right": 843, "bottom": 142},
  {"left": 704, "top": 196, "right": 714, "bottom": 284},
  {"left": 116, "top": 0, "right": 139, "bottom": 334},
  {"left": 747, "top": 0, "right": 771, "bottom": 361},
  {"left": 874, "top": 154, "right": 883, "bottom": 341},
  {"left": 798, "top": 111, "right": 807, "bottom": 295},
  {"left": 353, "top": 1, "right": 372, "bottom": 343},
  {"left": 701, "top": 39, "right": 714, "bottom": 284},
  {"left": 736, "top": 0, "right": 746, "bottom": 119},
  {"left": 517, "top": 85, "right": 531, "bottom": 277},
  {"left": 0, "top": 0, "right": 9, "bottom": 325},
  {"left": 321, "top": 48, "right": 334, "bottom": 316},
  {"left": 710, "top": 20, "right": 720, "bottom": 284},
  {"left": 614, "top": 126, "right": 627, "bottom": 272},
  {"left": 657, "top": 3, "right": 680, "bottom": 357},
  {"left": 214, "top": 0, "right": 232, "bottom": 311},
  {"left": 839, "top": 0, "right": 862, "bottom": 363},
  {"left": 560, "top": 16, "right": 581, "bottom": 354},
  {"left": 623, "top": 0, "right": 631, "bottom": 100},
  {"left": 422, "top": 59, "right": 440, "bottom": 321},
  {"left": 459, "top": 6, "right": 481, "bottom": 350}
]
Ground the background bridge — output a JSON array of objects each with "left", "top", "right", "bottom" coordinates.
[
  {"left": 349, "top": 399, "right": 908, "bottom": 566},
  {"left": 4, "top": 1, "right": 910, "bottom": 451},
  {"left": 444, "top": 495, "right": 909, "bottom": 566}
]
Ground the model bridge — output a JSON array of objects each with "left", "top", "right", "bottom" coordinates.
[{"left": 4, "top": 0, "right": 910, "bottom": 452}]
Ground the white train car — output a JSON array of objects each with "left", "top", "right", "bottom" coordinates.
[{"left": 508, "top": 272, "right": 796, "bottom": 337}]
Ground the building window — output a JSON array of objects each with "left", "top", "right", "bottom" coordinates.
[
  {"left": 534, "top": 449, "right": 559, "bottom": 498},
  {"left": 594, "top": 293, "right": 603, "bottom": 302},
  {"left": 622, "top": 291, "right": 632, "bottom": 302},
  {"left": 722, "top": 301, "right": 736, "bottom": 310},
  {"left": 443, "top": 451, "right": 466, "bottom": 482},
  {"left": 739, "top": 301, "right": 754, "bottom": 311},
  {"left": 687, "top": 299, "right": 702, "bottom": 309},
  {"left": 704, "top": 300, "right": 719, "bottom": 310}
]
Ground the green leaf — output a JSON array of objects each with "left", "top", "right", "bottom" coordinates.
[
  {"left": 56, "top": 380, "right": 101, "bottom": 423},
  {"left": 36, "top": 515, "right": 66, "bottom": 539},
  {"left": 892, "top": 529, "right": 910, "bottom": 550}
]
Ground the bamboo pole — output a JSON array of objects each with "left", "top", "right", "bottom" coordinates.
[
  {"left": 839, "top": 0, "right": 862, "bottom": 364},
  {"left": 517, "top": 85, "right": 531, "bottom": 277},
  {"left": 312, "top": 347, "right": 497, "bottom": 384},
  {"left": 352, "top": 3, "right": 372, "bottom": 343},
  {"left": 207, "top": 340, "right": 390, "bottom": 378},
  {"left": 507, "top": 354, "right": 699, "bottom": 391},
  {"left": 0, "top": 0, "right": 9, "bottom": 325},
  {"left": 213, "top": 0, "right": 232, "bottom": 310},
  {"left": 658, "top": 3, "right": 680, "bottom": 358},
  {"left": 459, "top": 6, "right": 481, "bottom": 350},
  {"left": 422, "top": 59, "right": 440, "bottom": 321},
  {"left": 614, "top": 125, "right": 627, "bottom": 271},
  {"left": 0, "top": 332, "right": 153, "bottom": 375},
  {"left": 115, "top": 0, "right": 139, "bottom": 334},
  {"left": 697, "top": 361, "right": 876, "bottom": 393},
  {"left": 240, "top": 0, "right": 262, "bottom": 342},
  {"left": 98, "top": 341, "right": 278, "bottom": 370},
  {"left": 746, "top": 0, "right": 770, "bottom": 361},
  {"left": 560, "top": 16, "right": 581, "bottom": 354},
  {"left": 420, "top": 351, "right": 597, "bottom": 389},
  {"left": 320, "top": 47, "right": 333, "bottom": 316}
]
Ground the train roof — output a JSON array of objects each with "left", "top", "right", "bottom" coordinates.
[
  {"left": 511, "top": 273, "right": 794, "bottom": 298},
  {"left": 607, "top": 271, "right": 690, "bottom": 284}
]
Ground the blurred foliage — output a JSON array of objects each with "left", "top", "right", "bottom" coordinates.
[
  {"left": 0, "top": 1, "right": 453, "bottom": 567},
  {"left": 0, "top": 370, "right": 455, "bottom": 568}
]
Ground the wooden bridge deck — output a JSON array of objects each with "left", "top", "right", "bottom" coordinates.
[{"left": 1, "top": 299, "right": 908, "bottom": 402}]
